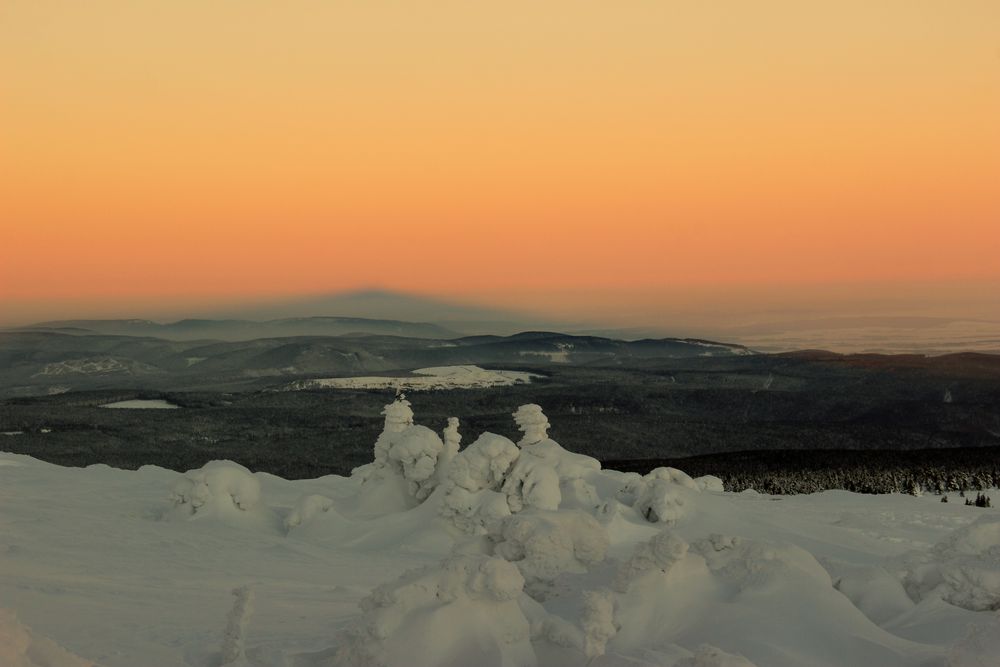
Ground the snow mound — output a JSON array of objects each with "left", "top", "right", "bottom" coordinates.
[
  {"left": 169, "top": 460, "right": 262, "bottom": 518},
  {"left": 333, "top": 554, "right": 534, "bottom": 667},
  {"left": 619, "top": 468, "right": 702, "bottom": 525},
  {"left": 494, "top": 509, "right": 609, "bottom": 585},
  {"left": 691, "top": 533, "right": 833, "bottom": 592},
  {"left": 645, "top": 466, "right": 700, "bottom": 491},
  {"left": 895, "top": 513, "right": 1000, "bottom": 611},
  {"left": 695, "top": 475, "right": 725, "bottom": 493},
  {"left": 826, "top": 561, "right": 915, "bottom": 625},
  {"left": 0, "top": 608, "right": 95, "bottom": 667},
  {"left": 284, "top": 493, "right": 335, "bottom": 531},
  {"left": 614, "top": 528, "right": 689, "bottom": 592},
  {"left": 635, "top": 478, "right": 695, "bottom": 524}
]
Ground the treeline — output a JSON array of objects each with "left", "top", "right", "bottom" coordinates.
[
  {"left": 4, "top": 375, "right": 1000, "bottom": 487},
  {"left": 606, "top": 446, "right": 1000, "bottom": 495}
]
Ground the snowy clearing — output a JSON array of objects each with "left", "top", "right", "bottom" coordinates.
[
  {"left": 100, "top": 399, "right": 181, "bottom": 409},
  {"left": 286, "top": 365, "right": 539, "bottom": 391},
  {"left": 1, "top": 399, "right": 999, "bottom": 667}
]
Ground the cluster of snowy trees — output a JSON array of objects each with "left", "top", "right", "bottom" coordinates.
[
  {"left": 326, "top": 400, "right": 757, "bottom": 666},
  {"left": 610, "top": 448, "right": 1000, "bottom": 496},
  {"left": 964, "top": 492, "right": 992, "bottom": 508}
]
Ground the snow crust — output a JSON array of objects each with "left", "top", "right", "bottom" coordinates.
[{"left": 2, "top": 397, "right": 999, "bottom": 667}]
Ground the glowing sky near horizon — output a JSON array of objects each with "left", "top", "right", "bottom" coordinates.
[{"left": 2, "top": 1, "right": 999, "bottom": 325}]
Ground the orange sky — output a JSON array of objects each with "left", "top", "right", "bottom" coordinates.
[{"left": 2, "top": 1, "right": 999, "bottom": 325}]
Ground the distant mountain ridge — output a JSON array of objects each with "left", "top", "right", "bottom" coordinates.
[
  {"left": 213, "top": 289, "right": 564, "bottom": 335},
  {"left": 13, "top": 316, "right": 460, "bottom": 341},
  {"left": 0, "top": 328, "right": 754, "bottom": 397}
]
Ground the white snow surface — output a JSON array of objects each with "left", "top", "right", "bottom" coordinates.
[
  {"left": 287, "top": 365, "right": 539, "bottom": 391},
  {"left": 100, "top": 399, "right": 181, "bottom": 409},
  {"left": 2, "top": 398, "right": 999, "bottom": 667}
]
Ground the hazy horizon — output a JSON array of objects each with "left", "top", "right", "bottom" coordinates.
[
  {"left": 3, "top": 2, "right": 999, "bottom": 337},
  {"left": 4, "top": 281, "right": 1000, "bottom": 354}
]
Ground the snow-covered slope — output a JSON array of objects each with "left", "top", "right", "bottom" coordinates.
[{"left": 1, "top": 400, "right": 998, "bottom": 667}]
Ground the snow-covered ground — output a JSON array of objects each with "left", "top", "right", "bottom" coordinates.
[
  {"left": 2, "top": 399, "right": 998, "bottom": 667},
  {"left": 286, "top": 365, "right": 538, "bottom": 391},
  {"left": 34, "top": 358, "right": 132, "bottom": 376},
  {"left": 100, "top": 399, "right": 181, "bottom": 409}
]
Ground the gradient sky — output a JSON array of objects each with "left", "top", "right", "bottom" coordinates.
[{"left": 2, "top": 1, "right": 999, "bottom": 326}]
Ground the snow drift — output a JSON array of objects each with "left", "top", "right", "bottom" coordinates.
[
  {"left": 170, "top": 460, "right": 262, "bottom": 518},
  {"left": 2, "top": 396, "right": 999, "bottom": 667},
  {"left": 894, "top": 513, "right": 1000, "bottom": 611}
]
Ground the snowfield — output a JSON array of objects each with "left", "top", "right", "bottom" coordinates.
[
  {"left": 1, "top": 398, "right": 999, "bottom": 667},
  {"left": 285, "top": 365, "right": 539, "bottom": 391},
  {"left": 100, "top": 399, "right": 181, "bottom": 409}
]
